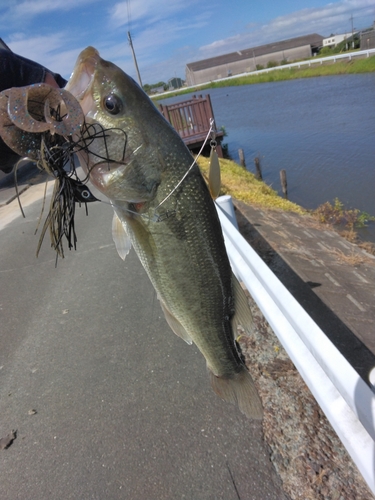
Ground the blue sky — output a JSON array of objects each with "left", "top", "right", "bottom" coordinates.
[{"left": 1, "top": 0, "right": 374, "bottom": 84}]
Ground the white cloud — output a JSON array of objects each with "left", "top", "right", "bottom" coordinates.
[
  {"left": 0, "top": 0, "right": 210, "bottom": 82},
  {"left": 198, "top": 0, "right": 375, "bottom": 59},
  {"left": 11, "top": 0, "right": 99, "bottom": 16},
  {"left": 7, "top": 32, "right": 66, "bottom": 60},
  {"left": 109, "top": 0, "right": 202, "bottom": 29},
  {"left": 1, "top": 0, "right": 374, "bottom": 84},
  {"left": 103, "top": 7, "right": 210, "bottom": 80},
  {"left": 6, "top": 32, "right": 81, "bottom": 77}
]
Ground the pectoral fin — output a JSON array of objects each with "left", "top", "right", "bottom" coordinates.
[
  {"left": 112, "top": 211, "right": 132, "bottom": 260},
  {"left": 159, "top": 300, "right": 193, "bottom": 345}
]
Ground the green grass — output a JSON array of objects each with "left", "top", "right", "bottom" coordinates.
[
  {"left": 197, "top": 156, "right": 306, "bottom": 214},
  {"left": 153, "top": 55, "right": 375, "bottom": 99}
]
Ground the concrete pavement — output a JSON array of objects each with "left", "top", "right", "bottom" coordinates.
[
  {"left": 0, "top": 161, "right": 48, "bottom": 208},
  {"left": 234, "top": 200, "right": 375, "bottom": 385},
  {"left": 0, "top": 178, "right": 287, "bottom": 499},
  {"left": 3, "top": 165, "right": 375, "bottom": 498}
]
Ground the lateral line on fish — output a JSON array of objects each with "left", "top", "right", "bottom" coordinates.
[
  {"left": 97, "top": 198, "right": 150, "bottom": 220},
  {"left": 101, "top": 197, "right": 175, "bottom": 223}
]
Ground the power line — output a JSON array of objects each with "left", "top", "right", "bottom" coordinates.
[
  {"left": 126, "top": 0, "right": 132, "bottom": 32},
  {"left": 125, "top": 0, "right": 143, "bottom": 87}
]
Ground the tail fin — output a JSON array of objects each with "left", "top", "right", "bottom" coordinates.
[{"left": 209, "top": 367, "right": 263, "bottom": 420}]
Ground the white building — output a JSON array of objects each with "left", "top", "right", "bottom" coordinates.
[{"left": 323, "top": 32, "right": 357, "bottom": 47}]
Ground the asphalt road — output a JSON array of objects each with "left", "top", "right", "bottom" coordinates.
[{"left": 0, "top": 181, "right": 287, "bottom": 499}]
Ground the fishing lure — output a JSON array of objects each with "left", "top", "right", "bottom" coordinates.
[
  {"left": 0, "top": 83, "right": 84, "bottom": 158},
  {"left": 0, "top": 83, "right": 99, "bottom": 259}
]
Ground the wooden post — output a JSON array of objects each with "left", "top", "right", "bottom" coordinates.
[
  {"left": 280, "top": 169, "right": 288, "bottom": 198},
  {"left": 254, "top": 157, "right": 262, "bottom": 180},
  {"left": 216, "top": 143, "right": 224, "bottom": 158},
  {"left": 238, "top": 149, "right": 246, "bottom": 168}
]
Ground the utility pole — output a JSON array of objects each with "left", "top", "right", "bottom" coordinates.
[
  {"left": 127, "top": 31, "right": 143, "bottom": 88},
  {"left": 349, "top": 14, "right": 355, "bottom": 48}
]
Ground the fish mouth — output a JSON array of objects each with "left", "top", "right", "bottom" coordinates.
[{"left": 65, "top": 46, "right": 100, "bottom": 115}]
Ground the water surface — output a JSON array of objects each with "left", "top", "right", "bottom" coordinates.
[{"left": 160, "top": 74, "right": 375, "bottom": 239}]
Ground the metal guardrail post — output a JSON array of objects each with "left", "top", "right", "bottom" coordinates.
[{"left": 215, "top": 195, "right": 238, "bottom": 230}]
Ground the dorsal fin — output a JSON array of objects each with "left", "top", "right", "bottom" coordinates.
[{"left": 231, "top": 273, "right": 253, "bottom": 335}]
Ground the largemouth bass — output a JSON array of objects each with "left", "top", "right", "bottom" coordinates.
[{"left": 66, "top": 47, "right": 262, "bottom": 419}]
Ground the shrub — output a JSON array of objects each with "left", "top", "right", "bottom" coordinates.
[
  {"left": 313, "top": 198, "right": 375, "bottom": 229},
  {"left": 267, "top": 60, "right": 278, "bottom": 68}
]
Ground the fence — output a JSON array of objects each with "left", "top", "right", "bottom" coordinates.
[{"left": 159, "top": 95, "right": 224, "bottom": 156}]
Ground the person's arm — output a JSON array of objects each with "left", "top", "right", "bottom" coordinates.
[{"left": 0, "top": 49, "right": 67, "bottom": 91}]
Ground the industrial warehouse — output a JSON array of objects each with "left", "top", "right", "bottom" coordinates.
[{"left": 185, "top": 33, "right": 324, "bottom": 86}]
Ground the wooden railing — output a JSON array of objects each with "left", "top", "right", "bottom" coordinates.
[{"left": 159, "top": 95, "right": 224, "bottom": 156}]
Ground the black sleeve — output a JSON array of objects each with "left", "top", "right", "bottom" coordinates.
[
  {"left": 0, "top": 49, "right": 67, "bottom": 173},
  {"left": 0, "top": 49, "right": 67, "bottom": 91}
]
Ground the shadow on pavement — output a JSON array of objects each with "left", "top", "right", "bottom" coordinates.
[
  {"left": 0, "top": 161, "right": 48, "bottom": 188},
  {"left": 0, "top": 161, "right": 49, "bottom": 207},
  {"left": 236, "top": 209, "right": 375, "bottom": 385}
]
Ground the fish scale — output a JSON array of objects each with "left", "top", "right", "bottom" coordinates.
[{"left": 66, "top": 46, "right": 263, "bottom": 419}]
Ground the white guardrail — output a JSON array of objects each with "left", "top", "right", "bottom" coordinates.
[
  {"left": 215, "top": 195, "right": 375, "bottom": 495},
  {"left": 160, "top": 48, "right": 375, "bottom": 96},
  {"left": 229, "top": 48, "right": 375, "bottom": 80}
]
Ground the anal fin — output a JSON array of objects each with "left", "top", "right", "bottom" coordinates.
[{"left": 159, "top": 301, "right": 193, "bottom": 345}]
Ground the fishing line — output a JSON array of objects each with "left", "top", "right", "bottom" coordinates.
[
  {"left": 154, "top": 118, "right": 214, "bottom": 213},
  {"left": 13, "top": 157, "right": 28, "bottom": 218}
]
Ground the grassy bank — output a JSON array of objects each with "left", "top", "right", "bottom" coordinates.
[
  {"left": 198, "top": 156, "right": 375, "bottom": 252},
  {"left": 154, "top": 55, "right": 375, "bottom": 99},
  {"left": 209, "top": 54, "right": 375, "bottom": 88},
  {"left": 197, "top": 156, "right": 305, "bottom": 214}
]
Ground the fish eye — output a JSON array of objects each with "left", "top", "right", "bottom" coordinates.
[{"left": 103, "top": 94, "right": 123, "bottom": 115}]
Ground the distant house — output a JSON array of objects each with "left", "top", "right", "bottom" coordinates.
[
  {"left": 360, "top": 22, "right": 375, "bottom": 50},
  {"left": 168, "top": 77, "right": 184, "bottom": 90},
  {"left": 150, "top": 85, "right": 165, "bottom": 94},
  {"left": 322, "top": 32, "right": 357, "bottom": 47},
  {"left": 185, "top": 33, "right": 323, "bottom": 86}
]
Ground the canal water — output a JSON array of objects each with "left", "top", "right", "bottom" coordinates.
[{"left": 159, "top": 73, "right": 375, "bottom": 241}]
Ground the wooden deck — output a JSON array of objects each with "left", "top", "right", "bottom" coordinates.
[{"left": 159, "top": 95, "right": 224, "bottom": 157}]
